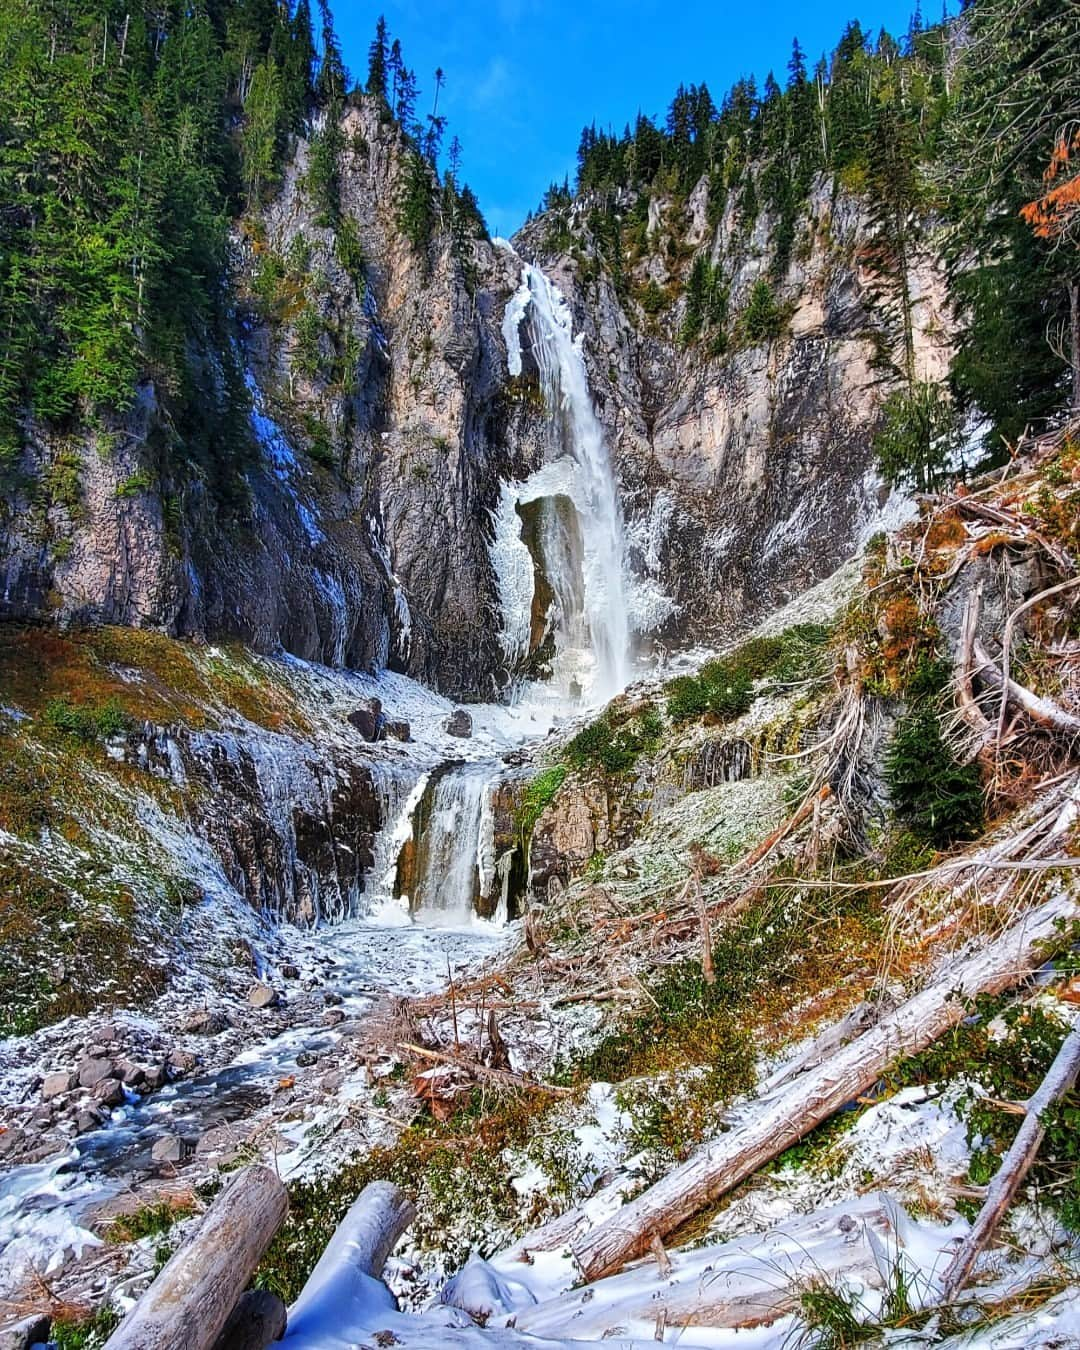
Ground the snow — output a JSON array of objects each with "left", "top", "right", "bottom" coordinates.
[{"left": 0, "top": 1152, "right": 105, "bottom": 1298}]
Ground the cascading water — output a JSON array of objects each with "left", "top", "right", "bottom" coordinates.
[
  {"left": 398, "top": 761, "right": 498, "bottom": 925},
  {"left": 496, "top": 263, "right": 632, "bottom": 704}
]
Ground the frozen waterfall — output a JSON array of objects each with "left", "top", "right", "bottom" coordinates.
[{"left": 496, "top": 263, "right": 632, "bottom": 704}]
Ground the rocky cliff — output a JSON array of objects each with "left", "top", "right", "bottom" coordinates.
[
  {"left": 514, "top": 176, "right": 951, "bottom": 648},
  {"left": 1, "top": 97, "right": 950, "bottom": 701}
]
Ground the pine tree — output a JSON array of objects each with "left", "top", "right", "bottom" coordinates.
[{"left": 366, "top": 14, "right": 388, "bottom": 100}]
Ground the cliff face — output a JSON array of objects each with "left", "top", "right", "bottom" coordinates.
[
  {"left": 515, "top": 177, "right": 952, "bottom": 647},
  {"left": 0, "top": 100, "right": 951, "bottom": 697},
  {"left": 0, "top": 99, "right": 543, "bottom": 701}
]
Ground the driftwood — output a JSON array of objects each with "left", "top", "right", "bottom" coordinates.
[
  {"left": 511, "top": 1197, "right": 902, "bottom": 1338},
  {"left": 282, "top": 1182, "right": 415, "bottom": 1345},
  {"left": 570, "top": 889, "right": 1077, "bottom": 1282},
  {"left": 208, "top": 1290, "right": 287, "bottom": 1350},
  {"left": 940, "top": 1020, "right": 1080, "bottom": 1300},
  {"left": 103, "top": 1166, "right": 288, "bottom": 1350},
  {"left": 399, "top": 1041, "right": 574, "bottom": 1096}
]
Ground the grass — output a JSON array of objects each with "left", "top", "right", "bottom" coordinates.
[
  {"left": 664, "top": 623, "right": 831, "bottom": 726},
  {"left": 105, "top": 1196, "right": 197, "bottom": 1245}
]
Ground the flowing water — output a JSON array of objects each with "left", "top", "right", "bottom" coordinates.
[
  {"left": 497, "top": 262, "right": 632, "bottom": 705},
  {"left": 0, "top": 262, "right": 641, "bottom": 1294}
]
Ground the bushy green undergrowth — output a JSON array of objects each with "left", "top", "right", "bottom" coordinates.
[
  {"left": 665, "top": 624, "right": 831, "bottom": 726},
  {"left": 52, "top": 1308, "right": 122, "bottom": 1350},
  {"left": 42, "top": 695, "right": 129, "bottom": 742},
  {"left": 891, "top": 991, "right": 1080, "bottom": 1230},
  {"left": 885, "top": 656, "right": 984, "bottom": 849},
  {"left": 565, "top": 701, "right": 664, "bottom": 774}
]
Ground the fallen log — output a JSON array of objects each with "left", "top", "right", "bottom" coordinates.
[
  {"left": 399, "top": 1041, "right": 574, "bottom": 1095},
  {"left": 282, "top": 1181, "right": 415, "bottom": 1345},
  {"left": 994, "top": 577, "right": 1080, "bottom": 753},
  {"left": 974, "top": 640, "right": 1080, "bottom": 739},
  {"left": 939, "top": 1020, "right": 1080, "bottom": 1300},
  {"left": 571, "top": 888, "right": 1077, "bottom": 1282},
  {"left": 103, "top": 1165, "right": 288, "bottom": 1350},
  {"left": 512, "top": 1197, "right": 905, "bottom": 1338}
]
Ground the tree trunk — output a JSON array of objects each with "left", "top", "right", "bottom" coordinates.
[
  {"left": 514, "top": 1197, "right": 897, "bottom": 1339},
  {"left": 571, "top": 890, "right": 1077, "bottom": 1282},
  {"left": 1070, "top": 280, "right": 1080, "bottom": 414},
  {"left": 103, "top": 1166, "right": 288, "bottom": 1350},
  {"left": 940, "top": 1021, "right": 1080, "bottom": 1300}
]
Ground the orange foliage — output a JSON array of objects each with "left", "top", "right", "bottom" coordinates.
[{"left": 1021, "top": 128, "right": 1080, "bottom": 241}]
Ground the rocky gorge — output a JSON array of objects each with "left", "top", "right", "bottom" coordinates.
[{"left": 4, "top": 18, "right": 1080, "bottom": 1347}]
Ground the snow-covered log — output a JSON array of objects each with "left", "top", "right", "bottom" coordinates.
[
  {"left": 511, "top": 1197, "right": 903, "bottom": 1338},
  {"left": 281, "top": 1181, "right": 415, "bottom": 1345},
  {"left": 572, "top": 889, "right": 1077, "bottom": 1281},
  {"left": 103, "top": 1166, "right": 288, "bottom": 1350}
]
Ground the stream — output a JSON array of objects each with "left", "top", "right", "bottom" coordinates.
[{"left": 0, "top": 252, "right": 646, "bottom": 1301}]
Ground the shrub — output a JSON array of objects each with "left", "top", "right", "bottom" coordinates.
[
  {"left": 516, "top": 765, "right": 567, "bottom": 838},
  {"left": 885, "top": 703, "right": 983, "bottom": 848},
  {"left": 42, "top": 696, "right": 129, "bottom": 742},
  {"left": 564, "top": 702, "right": 664, "bottom": 775}
]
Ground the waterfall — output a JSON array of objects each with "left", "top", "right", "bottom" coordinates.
[
  {"left": 403, "top": 762, "right": 497, "bottom": 926},
  {"left": 497, "top": 263, "right": 631, "bottom": 704}
]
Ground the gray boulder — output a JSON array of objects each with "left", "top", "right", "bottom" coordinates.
[{"left": 445, "top": 709, "right": 473, "bottom": 738}]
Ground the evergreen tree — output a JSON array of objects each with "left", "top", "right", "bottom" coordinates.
[{"left": 366, "top": 15, "right": 388, "bottom": 100}]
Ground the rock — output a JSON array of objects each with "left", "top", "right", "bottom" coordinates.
[
  {"left": 76, "top": 1057, "right": 114, "bottom": 1089},
  {"left": 142, "top": 1063, "right": 168, "bottom": 1091},
  {"left": 0, "top": 1312, "right": 51, "bottom": 1350},
  {"left": 322, "top": 1008, "right": 346, "bottom": 1027},
  {"left": 195, "top": 1124, "right": 237, "bottom": 1156},
  {"left": 96, "top": 1023, "right": 119, "bottom": 1044},
  {"left": 151, "top": 1134, "right": 194, "bottom": 1164},
  {"left": 93, "top": 1078, "right": 125, "bottom": 1108},
  {"left": 41, "top": 1071, "right": 76, "bottom": 1099},
  {"left": 119, "top": 1062, "right": 146, "bottom": 1088},
  {"left": 74, "top": 1107, "right": 106, "bottom": 1134},
  {"left": 347, "top": 698, "right": 385, "bottom": 742},
  {"left": 295, "top": 1050, "right": 319, "bottom": 1068},
  {"left": 445, "top": 709, "right": 473, "bottom": 738},
  {"left": 168, "top": 1048, "right": 199, "bottom": 1073},
  {"left": 385, "top": 719, "right": 411, "bottom": 742},
  {"left": 181, "top": 1008, "right": 230, "bottom": 1035},
  {"left": 323, "top": 991, "right": 343, "bottom": 1006},
  {"left": 248, "top": 982, "right": 280, "bottom": 1009},
  {"left": 0, "top": 1128, "right": 26, "bottom": 1158},
  {"left": 280, "top": 963, "right": 300, "bottom": 980}
]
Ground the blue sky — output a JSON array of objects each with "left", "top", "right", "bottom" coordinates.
[{"left": 334, "top": 0, "right": 932, "bottom": 237}]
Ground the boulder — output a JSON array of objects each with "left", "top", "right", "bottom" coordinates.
[
  {"left": 347, "top": 698, "right": 385, "bottom": 742},
  {"left": 195, "top": 1124, "right": 237, "bottom": 1156},
  {"left": 385, "top": 719, "right": 411, "bottom": 742},
  {"left": 280, "top": 963, "right": 300, "bottom": 980},
  {"left": 248, "top": 982, "right": 280, "bottom": 1009},
  {"left": 74, "top": 1107, "right": 106, "bottom": 1134},
  {"left": 295, "top": 1050, "right": 319, "bottom": 1068},
  {"left": 323, "top": 991, "right": 343, "bottom": 1006},
  {"left": 322, "top": 1008, "right": 346, "bottom": 1027},
  {"left": 93, "top": 1078, "right": 125, "bottom": 1108},
  {"left": 151, "top": 1133, "right": 194, "bottom": 1164},
  {"left": 168, "top": 1048, "right": 199, "bottom": 1073},
  {"left": 76, "top": 1057, "right": 114, "bottom": 1089},
  {"left": 181, "top": 1008, "right": 230, "bottom": 1035},
  {"left": 445, "top": 709, "right": 473, "bottom": 738},
  {"left": 119, "top": 1062, "right": 146, "bottom": 1088},
  {"left": 142, "top": 1063, "right": 168, "bottom": 1091},
  {"left": 41, "top": 1071, "right": 76, "bottom": 1100}
]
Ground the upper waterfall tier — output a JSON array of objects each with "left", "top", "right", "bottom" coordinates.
[{"left": 496, "top": 263, "right": 632, "bottom": 705}]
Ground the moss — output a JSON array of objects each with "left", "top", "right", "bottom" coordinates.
[
  {"left": 42, "top": 695, "right": 130, "bottom": 742},
  {"left": 564, "top": 700, "right": 664, "bottom": 775},
  {"left": 105, "top": 1196, "right": 197, "bottom": 1245},
  {"left": 515, "top": 765, "right": 568, "bottom": 839},
  {"left": 52, "top": 1307, "right": 122, "bottom": 1350},
  {"left": 665, "top": 624, "right": 830, "bottom": 726}
]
